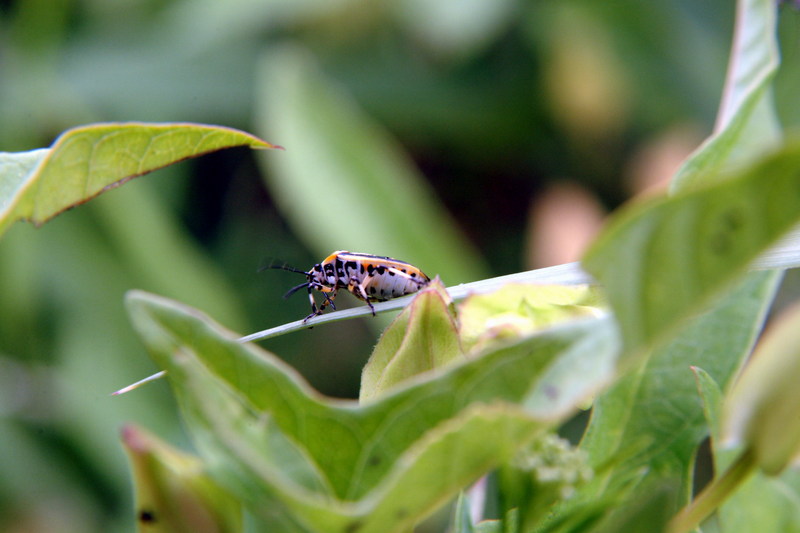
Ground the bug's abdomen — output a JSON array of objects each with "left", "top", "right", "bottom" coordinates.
[{"left": 358, "top": 262, "right": 430, "bottom": 301}]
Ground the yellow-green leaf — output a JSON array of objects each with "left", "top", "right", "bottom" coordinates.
[
  {"left": 0, "top": 122, "right": 279, "bottom": 237},
  {"left": 458, "top": 284, "right": 605, "bottom": 353}
]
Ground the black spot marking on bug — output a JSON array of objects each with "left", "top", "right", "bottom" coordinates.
[
  {"left": 388, "top": 269, "right": 396, "bottom": 276},
  {"left": 139, "top": 510, "right": 156, "bottom": 523},
  {"left": 359, "top": 263, "right": 365, "bottom": 274},
  {"left": 367, "top": 264, "right": 376, "bottom": 275},
  {"left": 345, "top": 520, "right": 364, "bottom": 533},
  {"left": 376, "top": 266, "right": 386, "bottom": 275},
  {"left": 313, "top": 264, "right": 323, "bottom": 272},
  {"left": 324, "top": 263, "right": 335, "bottom": 274},
  {"left": 410, "top": 272, "right": 417, "bottom": 277},
  {"left": 345, "top": 260, "right": 357, "bottom": 272},
  {"left": 370, "top": 286, "right": 377, "bottom": 294}
]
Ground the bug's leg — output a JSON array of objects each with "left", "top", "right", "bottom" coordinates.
[
  {"left": 304, "top": 288, "right": 337, "bottom": 323},
  {"left": 323, "top": 291, "right": 337, "bottom": 311},
  {"left": 350, "top": 277, "right": 377, "bottom": 316},
  {"left": 318, "top": 289, "right": 337, "bottom": 313},
  {"left": 303, "top": 285, "right": 320, "bottom": 323}
]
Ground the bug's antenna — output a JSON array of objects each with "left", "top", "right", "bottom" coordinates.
[
  {"left": 283, "top": 282, "right": 310, "bottom": 299},
  {"left": 258, "top": 260, "right": 309, "bottom": 276}
]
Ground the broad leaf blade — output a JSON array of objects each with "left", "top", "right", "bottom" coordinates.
[
  {"left": 126, "top": 290, "right": 620, "bottom": 531},
  {"left": 170, "top": 347, "right": 544, "bottom": 533},
  {"left": 0, "top": 122, "right": 278, "bottom": 236},
  {"left": 582, "top": 143, "right": 800, "bottom": 355},
  {"left": 575, "top": 272, "right": 779, "bottom": 515}
]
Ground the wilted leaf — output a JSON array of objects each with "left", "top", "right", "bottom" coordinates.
[{"left": 121, "top": 424, "right": 242, "bottom": 533}]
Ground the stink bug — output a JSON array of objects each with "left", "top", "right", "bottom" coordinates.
[{"left": 270, "top": 251, "right": 431, "bottom": 322}]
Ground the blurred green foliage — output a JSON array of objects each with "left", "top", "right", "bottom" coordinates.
[{"left": 1, "top": 0, "right": 800, "bottom": 532}]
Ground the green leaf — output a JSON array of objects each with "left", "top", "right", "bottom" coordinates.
[
  {"left": 691, "top": 366, "right": 724, "bottom": 444},
  {"left": 589, "top": 483, "right": 678, "bottom": 533},
  {"left": 452, "top": 492, "right": 479, "bottom": 533},
  {"left": 393, "top": 0, "right": 516, "bottom": 61},
  {"left": 574, "top": 272, "right": 779, "bottom": 515},
  {"left": 670, "top": 0, "right": 781, "bottom": 193},
  {"left": 254, "top": 46, "right": 486, "bottom": 284},
  {"left": 360, "top": 279, "right": 463, "bottom": 402},
  {"left": 0, "top": 122, "right": 279, "bottom": 237},
  {"left": 715, "top": 468, "right": 800, "bottom": 533},
  {"left": 121, "top": 424, "right": 242, "bottom": 533},
  {"left": 722, "top": 301, "right": 800, "bottom": 475},
  {"left": 583, "top": 0, "right": 789, "bottom": 359},
  {"left": 581, "top": 143, "right": 800, "bottom": 356},
  {"left": 693, "top": 366, "right": 800, "bottom": 533},
  {"left": 125, "top": 290, "right": 620, "bottom": 532}
]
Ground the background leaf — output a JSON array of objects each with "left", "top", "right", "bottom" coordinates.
[
  {"left": 254, "top": 47, "right": 486, "bottom": 285},
  {"left": 670, "top": 0, "right": 781, "bottom": 192},
  {"left": 0, "top": 122, "right": 277, "bottom": 236}
]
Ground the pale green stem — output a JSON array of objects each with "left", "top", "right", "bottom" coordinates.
[{"left": 668, "top": 449, "right": 756, "bottom": 533}]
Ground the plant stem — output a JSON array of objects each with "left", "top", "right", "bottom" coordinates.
[{"left": 668, "top": 449, "right": 756, "bottom": 533}]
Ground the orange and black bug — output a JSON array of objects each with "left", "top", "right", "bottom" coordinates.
[{"left": 270, "top": 251, "right": 431, "bottom": 322}]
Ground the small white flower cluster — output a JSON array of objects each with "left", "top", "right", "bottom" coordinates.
[{"left": 515, "top": 433, "right": 593, "bottom": 500}]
